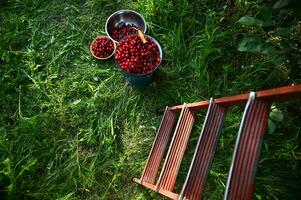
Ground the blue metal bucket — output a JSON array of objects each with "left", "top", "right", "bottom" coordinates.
[
  {"left": 124, "top": 71, "right": 154, "bottom": 86},
  {"left": 117, "top": 35, "right": 162, "bottom": 86}
]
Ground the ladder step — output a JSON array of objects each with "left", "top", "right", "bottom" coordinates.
[
  {"left": 224, "top": 92, "right": 271, "bottom": 200},
  {"left": 137, "top": 107, "right": 177, "bottom": 185},
  {"left": 156, "top": 104, "right": 196, "bottom": 193},
  {"left": 180, "top": 98, "right": 227, "bottom": 200}
]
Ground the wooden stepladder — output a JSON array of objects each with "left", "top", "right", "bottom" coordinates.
[{"left": 134, "top": 85, "right": 301, "bottom": 200}]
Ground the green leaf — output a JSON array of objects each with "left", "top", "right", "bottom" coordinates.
[
  {"left": 260, "top": 44, "right": 287, "bottom": 65},
  {"left": 7, "top": 183, "right": 14, "bottom": 194},
  {"left": 259, "top": 7, "right": 273, "bottom": 20},
  {"left": 264, "top": 141, "right": 269, "bottom": 153},
  {"left": 0, "top": 158, "right": 12, "bottom": 176},
  {"left": 238, "top": 16, "right": 263, "bottom": 27},
  {"left": 259, "top": 7, "right": 273, "bottom": 27},
  {"left": 17, "top": 158, "right": 37, "bottom": 178},
  {"left": 255, "top": 194, "right": 262, "bottom": 200},
  {"left": 261, "top": 43, "right": 276, "bottom": 55},
  {"left": 270, "top": 109, "right": 284, "bottom": 122},
  {"left": 238, "top": 37, "right": 264, "bottom": 52},
  {"left": 273, "top": 0, "right": 291, "bottom": 9},
  {"left": 271, "top": 54, "right": 287, "bottom": 65},
  {"left": 268, "top": 119, "right": 276, "bottom": 134},
  {"left": 275, "top": 27, "right": 291, "bottom": 36},
  {"left": 292, "top": 3, "right": 301, "bottom": 18}
]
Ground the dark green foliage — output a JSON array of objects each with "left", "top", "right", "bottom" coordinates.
[
  {"left": 237, "top": 0, "right": 301, "bottom": 76},
  {"left": 0, "top": 0, "right": 300, "bottom": 199}
]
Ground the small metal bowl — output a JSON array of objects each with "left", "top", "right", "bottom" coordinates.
[
  {"left": 105, "top": 9, "right": 147, "bottom": 43},
  {"left": 90, "top": 36, "right": 116, "bottom": 60}
]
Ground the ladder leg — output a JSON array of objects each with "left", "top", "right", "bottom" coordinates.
[
  {"left": 179, "top": 98, "right": 227, "bottom": 200},
  {"left": 156, "top": 104, "right": 196, "bottom": 194},
  {"left": 224, "top": 92, "right": 271, "bottom": 200},
  {"left": 135, "top": 106, "right": 177, "bottom": 185}
]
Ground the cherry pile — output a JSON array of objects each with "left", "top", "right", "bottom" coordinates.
[
  {"left": 111, "top": 24, "right": 137, "bottom": 42},
  {"left": 115, "top": 35, "right": 161, "bottom": 75},
  {"left": 91, "top": 37, "right": 115, "bottom": 58}
]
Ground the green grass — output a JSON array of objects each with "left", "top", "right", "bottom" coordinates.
[{"left": 0, "top": 0, "right": 300, "bottom": 199}]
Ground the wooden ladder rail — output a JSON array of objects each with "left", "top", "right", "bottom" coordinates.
[
  {"left": 134, "top": 104, "right": 196, "bottom": 199},
  {"left": 179, "top": 98, "right": 227, "bottom": 200},
  {"left": 161, "top": 84, "right": 301, "bottom": 112},
  {"left": 224, "top": 92, "right": 271, "bottom": 200},
  {"left": 133, "top": 107, "right": 177, "bottom": 187},
  {"left": 155, "top": 104, "right": 196, "bottom": 199}
]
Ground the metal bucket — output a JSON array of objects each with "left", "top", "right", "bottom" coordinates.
[
  {"left": 118, "top": 35, "right": 163, "bottom": 87},
  {"left": 124, "top": 71, "right": 153, "bottom": 86}
]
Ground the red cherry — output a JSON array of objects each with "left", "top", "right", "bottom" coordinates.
[
  {"left": 111, "top": 24, "right": 137, "bottom": 42},
  {"left": 91, "top": 37, "right": 115, "bottom": 59},
  {"left": 115, "top": 35, "right": 161, "bottom": 75}
]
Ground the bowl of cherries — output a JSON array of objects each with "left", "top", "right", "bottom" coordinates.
[
  {"left": 105, "top": 9, "right": 147, "bottom": 43},
  {"left": 115, "top": 32, "right": 162, "bottom": 86},
  {"left": 90, "top": 36, "right": 116, "bottom": 60}
]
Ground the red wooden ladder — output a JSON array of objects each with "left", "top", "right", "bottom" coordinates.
[{"left": 134, "top": 85, "right": 301, "bottom": 200}]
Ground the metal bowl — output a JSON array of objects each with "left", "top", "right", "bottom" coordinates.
[
  {"left": 105, "top": 10, "right": 147, "bottom": 43},
  {"left": 90, "top": 36, "right": 116, "bottom": 60}
]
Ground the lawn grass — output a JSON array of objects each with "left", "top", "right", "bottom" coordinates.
[{"left": 0, "top": 0, "right": 300, "bottom": 199}]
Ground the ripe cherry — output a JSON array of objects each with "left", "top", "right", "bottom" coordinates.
[
  {"left": 111, "top": 24, "right": 137, "bottom": 42},
  {"left": 91, "top": 37, "right": 115, "bottom": 59},
  {"left": 115, "top": 35, "right": 161, "bottom": 75}
]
